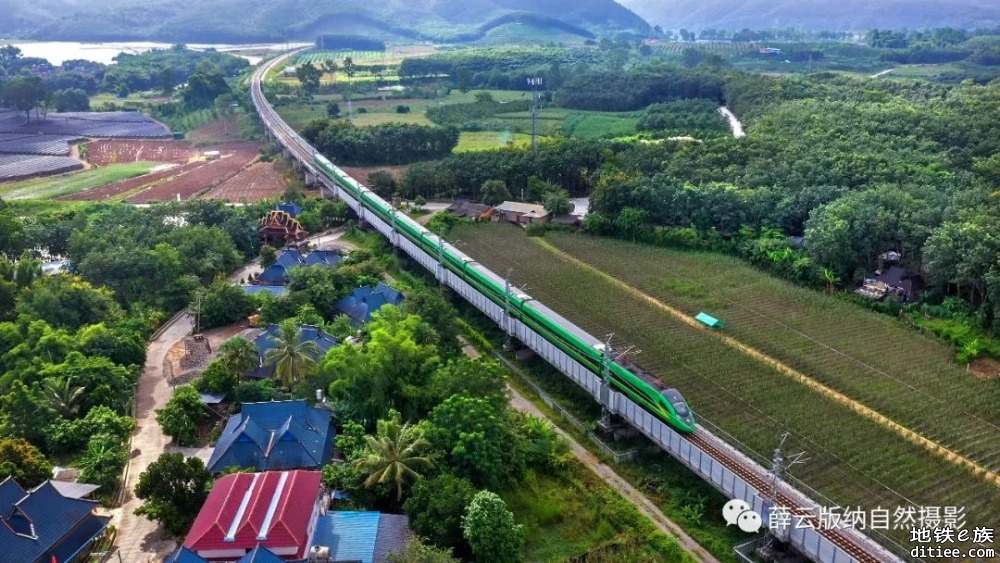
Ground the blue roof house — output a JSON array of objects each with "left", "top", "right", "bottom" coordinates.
[
  {"left": 276, "top": 202, "right": 303, "bottom": 218},
  {"left": 337, "top": 283, "right": 405, "bottom": 325},
  {"left": 0, "top": 478, "right": 110, "bottom": 563},
  {"left": 207, "top": 399, "right": 335, "bottom": 474},
  {"left": 248, "top": 324, "right": 338, "bottom": 379},
  {"left": 165, "top": 544, "right": 286, "bottom": 563}
]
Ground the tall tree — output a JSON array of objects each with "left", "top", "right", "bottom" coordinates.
[
  {"left": 296, "top": 62, "right": 322, "bottom": 94},
  {"left": 134, "top": 453, "right": 212, "bottom": 536},
  {"left": 3, "top": 76, "right": 46, "bottom": 122},
  {"left": 0, "top": 438, "right": 52, "bottom": 487},
  {"left": 353, "top": 413, "right": 433, "bottom": 502},
  {"left": 462, "top": 491, "right": 524, "bottom": 563},
  {"left": 480, "top": 180, "right": 510, "bottom": 206},
  {"left": 264, "top": 319, "right": 320, "bottom": 387}
]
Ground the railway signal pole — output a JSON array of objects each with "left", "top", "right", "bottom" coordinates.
[{"left": 767, "top": 433, "right": 810, "bottom": 542}]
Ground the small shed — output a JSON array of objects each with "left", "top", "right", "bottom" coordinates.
[{"left": 695, "top": 312, "right": 725, "bottom": 329}]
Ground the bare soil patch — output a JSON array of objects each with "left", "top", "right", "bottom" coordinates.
[{"left": 970, "top": 357, "right": 1000, "bottom": 380}]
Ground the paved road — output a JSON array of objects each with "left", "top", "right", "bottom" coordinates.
[{"left": 112, "top": 312, "right": 193, "bottom": 562}]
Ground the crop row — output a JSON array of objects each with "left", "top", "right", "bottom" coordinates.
[
  {"left": 453, "top": 224, "right": 1000, "bottom": 539},
  {"left": 545, "top": 233, "right": 1000, "bottom": 470},
  {"left": 126, "top": 149, "right": 257, "bottom": 202},
  {"left": 653, "top": 42, "right": 758, "bottom": 55},
  {"left": 295, "top": 51, "right": 388, "bottom": 65},
  {"left": 86, "top": 139, "right": 195, "bottom": 166}
]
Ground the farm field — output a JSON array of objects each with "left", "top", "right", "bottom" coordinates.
[
  {"left": 543, "top": 232, "right": 1000, "bottom": 468},
  {"left": 452, "top": 223, "right": 1000, "bottom": 545},
  {"left": 455, "top": 131, "right": 533, "bottom": 152},
  {"left": 86, "top": 139, "right": 195, "bottom": 165},
  {"left": 62, "top": 141, "right": 261, "bottom": 202},
  {"left": 202, "top": 161, "right": 286, "bottom": 202},
  {"left": 126, "top": 144, "right": 258, "bottom": 202},
  {"left": 1, "top": 162, "right": 158, "bottom": 199}
]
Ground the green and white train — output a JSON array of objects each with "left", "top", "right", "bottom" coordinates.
[{"left": 312, "top": 153, "right": 696, "bottom": 434}]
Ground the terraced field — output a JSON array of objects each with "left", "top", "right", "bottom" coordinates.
[{"left": 453, "top": 224, "right": 1000, "bottom": 545}]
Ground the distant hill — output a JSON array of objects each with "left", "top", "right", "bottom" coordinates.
[
  {"left": 0, "top": 0, "right": 650, "bottom": 43},
  {"left": 618, "top": 0, "right": 1000, "bottom": 31}
]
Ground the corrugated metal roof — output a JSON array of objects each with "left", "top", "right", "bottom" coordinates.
[
  {"left": 240, "top": 285, "right": 288, "bottom": 297},
  {"left": 164, "top": 546, "right": 208, "bottom": 563},
  {"left": 372, "top": 514, "right": 412, "bottom": 563},
  {"left": 312, "top": 512, "right": 381, "bottom": 563},
  {"left": 185, "top": 471, "right": 322, "bottom": 559}
]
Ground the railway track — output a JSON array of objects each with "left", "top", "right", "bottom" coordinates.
[{"left": 250, "top": 49, "right": 904, "bottom": 563}]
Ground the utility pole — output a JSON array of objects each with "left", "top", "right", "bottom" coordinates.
[{"left": 527, "top": 77, "right": 543, "bottom": 152}]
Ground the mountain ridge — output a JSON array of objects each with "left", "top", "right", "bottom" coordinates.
[
  {"left": 0, "top": 0, "right": 649, "bottom": 43},
  {"left": 617, "top": 0, "right": 1000, "bottom": 31}
]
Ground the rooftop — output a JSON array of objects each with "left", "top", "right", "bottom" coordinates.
[
  {"left": 337, "top": 283, "right": 405, "bottom": 325},
  {"left": 184, "top": 470, "right": 323, "bottom": 560},
  {"left": 207, "top": 399, "right": 335, "bottom": 474},
  {"left": 495, "top": 201, "right": 550, "bottom": 217},
  {"left": 249, "top": 325, "right": 338, "bottom": 379},
  {"left": 0, "top": 478, "right": 110, "bottom": 563},
  {"left": 311, "top": 512, "right": 412, "bottom": 563}
]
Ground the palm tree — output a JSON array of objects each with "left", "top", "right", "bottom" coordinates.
[
  {"left": 44, "top": 377, "right": 85, "bottom": 418},
  {"left": 821, "top": 268, "right": 841, "bottom": 295},
  {"left": 353, "top": 416, "right": 433, "bottom": 502},
  {"left": 219, "top": 336, "right": 260, "bottom": 379},
  {"left": 263, "top": 320, "right": 320, "bottom": 388}
]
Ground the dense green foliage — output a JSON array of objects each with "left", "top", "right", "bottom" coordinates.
[
  {"left": 134, "top": 453, "right": 212, "bottom": 536},
  {"left": 303, "top": 120, "right": 459, "bottom": 165},
  {"left": 102, "top": 45, "right": 248, "bottom": 95},
  {"left": 426, "top": 95, "right": 531, "bottom": 130},
  {"left": 556, "top": 65, "right": 725, "bottom": 111},
  {"left": 155, "top": 385, "right": 206, "bottom": 446},
  {"left": 636, "top": 99, "right": 728, "bottom": 136},
  {"left": 462, "top": 491, "right": 524, "bottom": 563}
]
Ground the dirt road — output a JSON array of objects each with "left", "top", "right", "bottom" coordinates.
[
  {"left": 506, "top": 384, "right": 721, "bottom": 563},
  {"left": 718, "top": 106, "right": 746, "bottom": 138}
]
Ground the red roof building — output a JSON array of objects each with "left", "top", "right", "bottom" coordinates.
[{"left": 183, "top": 470, "right": 325, "bottom": 562}]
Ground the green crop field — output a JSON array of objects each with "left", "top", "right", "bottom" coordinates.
[
  {"left": 544, "top": 233, "right": 1000, "bottom": 470},
  {"left": 0, "top": 162, "right": 159, "bottom": 200},
  {"left": 453, "top": 224, "right": 1000, "bottom": 547},
  {"left": 455, "top": 131, "right": 533, "bottom": 152},
  {"left": 295, "top": 50, "right": 388, "bottom": 65}
]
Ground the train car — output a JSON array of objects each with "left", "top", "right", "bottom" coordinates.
[{"left": 312, "top": 152, "right": 696, "bottom": 434}]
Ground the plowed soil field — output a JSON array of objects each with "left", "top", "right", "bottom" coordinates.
[
  {"left": 66, "top": 142, "right": 261, "bottom": 202},
  {"left": 202, "top": 161, "right": 286, "bottom": 202}
]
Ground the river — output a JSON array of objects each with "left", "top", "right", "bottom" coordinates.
[{"left": 0, "top": 40, "right": 310, "bottom": 65}]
